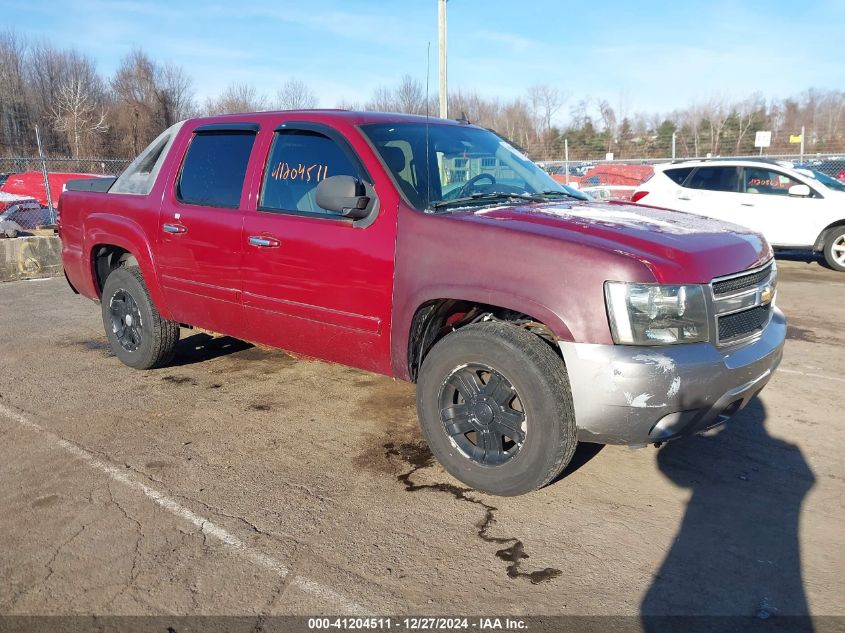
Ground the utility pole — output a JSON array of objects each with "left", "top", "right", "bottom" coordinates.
[
  {"left": 438, "top": 0, "right": 448, "bottom": 118},
  {"left": 800, "top": 125, "right": 805, "bottom": 163},
  {"left": 564, "top": 138, "right": 569, "bottom": 185},
  {"left": 671, "top": 131, "right": 676, "bottom": 160}
]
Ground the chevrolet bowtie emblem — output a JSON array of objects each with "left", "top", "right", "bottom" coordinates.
[{"left": 760, "top": 285, "right": 774, "bottom": 305}]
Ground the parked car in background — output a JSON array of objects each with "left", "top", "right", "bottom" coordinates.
[
  {"left": 632, "top": 159, "right": 845, "bottom": 271},
  {"left": 0, "top": 192, "right": 45, "bottom": 237},
  {"left": 0, "top": 171, "right": 100, "bottom": 208}
]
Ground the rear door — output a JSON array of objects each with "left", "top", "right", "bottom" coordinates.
[
  {"left": 671, "top": 166, "right": 740, "bottom": 223},
  {"left": 156, "top": 123, "right": 258, "bottom": 336},
  {"left": 240, "top": 122, "right": 397, "bottom": 374}
]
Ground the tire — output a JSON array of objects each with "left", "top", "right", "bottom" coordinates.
[
  {"left": 101, "top": 266, "right": 180, "bottom": 369},
  {"left": 821, "top": 228, "right": 845, "bottom": 272},
  {"left": 416, "top": 321, "right": 577, "bottom": 496}
]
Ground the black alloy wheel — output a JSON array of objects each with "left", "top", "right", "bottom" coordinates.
[
  {"left": 109, "top": 289, "right": 144, "bottom": 352},
  {"left": 438, "top": 363, "right": 527, "bottom": 466}
]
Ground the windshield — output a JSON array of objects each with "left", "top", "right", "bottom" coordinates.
[{"left": 360, "top": 122, "right": 587, "bottom": 211}]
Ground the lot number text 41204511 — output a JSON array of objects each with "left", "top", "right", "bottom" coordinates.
[{"left": 307, "top": 617, "right": 528, "bottom": 630}]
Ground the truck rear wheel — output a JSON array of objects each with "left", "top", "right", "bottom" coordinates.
[
  {"left": 101, "top": 266, "right": 180, "bottom": 369},
  {"left": 822, "top": 228, "right": 845, "bottom": 272},
  {"left": 416, "top": 321, "right": 577, "bottom": 496}
]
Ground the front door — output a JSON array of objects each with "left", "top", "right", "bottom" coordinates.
[
  {"left": 733, "top": 166, "right": 818, "bottom": 246},
  {"left": 240, "top": 123, "right": 397, "bottom": 374},
  {"left": 156, "top": 125, "right": 257, "bottom": 335}
]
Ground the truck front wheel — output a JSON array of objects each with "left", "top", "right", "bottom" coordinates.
[
  {"left": 101, "top": 266, "right": 180, "bottom": 369},
  {"left": 416, "top": 321, "right": 577, "bottom": 496}
]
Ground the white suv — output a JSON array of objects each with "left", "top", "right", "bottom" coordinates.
[{"left": 631, "top": 159, "right": 845, "bottom": 271}]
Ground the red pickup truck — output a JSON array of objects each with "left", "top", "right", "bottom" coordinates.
[{"left": 59, "top": 111, "right": 786, "bottom": 495}]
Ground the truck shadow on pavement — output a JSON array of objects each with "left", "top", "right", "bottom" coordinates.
[
  {"left": 169, "top": 333, "right": 253, "bottom": 366},
  {"left": 640, "top": 398, "right": 816, "bottom": 630},
  {"left": 550, "top": 442, "right": 605, "bottom": 484}
]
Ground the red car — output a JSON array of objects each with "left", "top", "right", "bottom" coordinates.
[
  {"left": 1, "top": 171, "right": 99, "bottom": 208},
  {"left": 59, "top": 111, "right": 786, "bottom": 495}
]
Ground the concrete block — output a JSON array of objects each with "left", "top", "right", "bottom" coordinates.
[{"left": 0, "top": 235, "right": 62, "bottom": 282}]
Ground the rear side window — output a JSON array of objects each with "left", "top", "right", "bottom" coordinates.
[
  {"left": 260, "top": 130, "right": 360, "bottom": 216},
  {"left": 686, "top": 166, "right": 739, "bottom": 192},
  {"left": 664, "top": 167, "right": 693, "bottom": 185},
  {"left": 177, "top": 132, "right": 256, "bottom": 208},
  {"left": 111, "top": 122, "right": 183, "bottom": 195}
]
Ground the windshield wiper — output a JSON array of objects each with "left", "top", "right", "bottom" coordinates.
[
  {"left": 537, "top": 189, "right": 587, "bottom": 200},
  {"left": 429, "top": 192, "right": 546, "bottom": 212}
]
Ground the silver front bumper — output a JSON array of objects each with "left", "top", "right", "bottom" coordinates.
[{"left": 559, "top": 307, "right": 786, "bottom": 445}]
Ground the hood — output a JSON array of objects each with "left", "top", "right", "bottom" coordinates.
[{"left": 451, "top": 200, "right": 771, "bottom": 284}]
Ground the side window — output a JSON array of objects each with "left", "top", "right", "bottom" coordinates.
[
  {"left": 686, "top": 166, "right": 739, "bottom": 192},
  {"left": 260, "top": 130, "right": 360, "bottom": 215},
  {"left": 111, "top": 121, "right": 183, "bottom": 195},
  {"left": 177, "top": 132, "right": 256, "bottom": 208},
  {"left": 664, "top": 167, "right": 693, "bottom": 185},
  {"left": 743, "top": 168, "right": 800, "bottom": 196}
]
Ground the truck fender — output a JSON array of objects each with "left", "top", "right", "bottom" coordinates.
[
  {"left": 84, "top": 214, "right": 173, "bottom": 320},
  {"left": 393, "top": 284, "right": 575, "bottom": 381}
]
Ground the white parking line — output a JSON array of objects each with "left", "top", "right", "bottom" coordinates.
[
  {"left": 779, "top": 368, "right": 845, "bottom": 384},
  {"left": 0, "top": 402, "right": 368, "bottom": 615}
]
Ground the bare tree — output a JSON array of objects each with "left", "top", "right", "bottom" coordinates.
[
  {"left": 110, "top": 50, "right": 167, "bottom": 155},
  {"left": 395, "top": 75, "right": 426, "bottom": 114},
  {"left": 528, "top": 83, "right": 568, "bottom": 135},
  {"left": 335, "top": 98, "right": 362, "bottom": 110},
  {"left": 703, "top": 98, "right": 730, "bottom": 155},
  {"left": 159, "top": 62, "right": 196, "bottom": 122},
  {"left": 0, "top": 30, "right": 32, "bottom": 153},
  {"left": 681, "top": 103, "right": 704, "bottom": 157},
  {"left": 51, "top": 56, "right": 107, "bottom": 157},
  {"left": 363, "top": 76, "right": 427, "bottom": 114},
  {"left": 204, "top": 83, "right": 268, "bottom": 115},
  {"left": 734, "top": 93, "right": 763, "bottom": 152},
  {"left": 109, "top": 49, "right": 194, "bottom": 155},
  {"left": 449, "top": 89, "right": 499, "bottom": 127},
  {"left": 276, "top": 78, "right": 318, "bottom": 110},
  {"left": 598, "top": 99, "right": 617, "bottom": 152},
  {"left": 365, "top": 85, "right": 397, "bottom": 112}
]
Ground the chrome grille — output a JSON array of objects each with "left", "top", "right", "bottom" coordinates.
[
  {"left": 711, "top": 261, "right": 776, "bottom": 345},
  {"left": 712, "top": 263, "right": 773, "bottom": 296}
]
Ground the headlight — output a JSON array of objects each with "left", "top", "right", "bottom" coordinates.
[{"left": 605, "top": 282, "right": 710, "bottom": 345}]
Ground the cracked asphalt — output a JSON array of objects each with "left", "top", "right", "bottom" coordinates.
[{"left": 0, "top": 259, "right": 842, "bottom": 617}]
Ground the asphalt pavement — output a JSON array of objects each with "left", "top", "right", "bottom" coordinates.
[{"left": 0, "top": 259, "right": 842, "bottom": 621}]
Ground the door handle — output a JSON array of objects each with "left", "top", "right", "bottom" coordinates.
[
  {"left": 741, "top": 203, "right": 755, "bottom": 207},
  {"left": 676, "top": 192, "right": 691, "bottom": 200},
  {"left": 163, "top": 223, "right": 187, "bottom": 234},
  {"left": 248, "top": 235, "right": 280, "bottom": 248}
]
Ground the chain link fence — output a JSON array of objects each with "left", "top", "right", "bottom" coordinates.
[{"left": 0, "top": 157, "right": 131, "bottom": 178}]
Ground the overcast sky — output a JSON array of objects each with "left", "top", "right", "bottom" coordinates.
[{"left": 5, "top": 0, "right": 844, "bottom": 122}]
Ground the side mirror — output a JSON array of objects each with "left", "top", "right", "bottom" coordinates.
[
  {"left": 788, "top": 184, "right": 811, "bottom": 197},
  {"left": 316, "top": 175, "right": 370, "bottom": 219}
]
